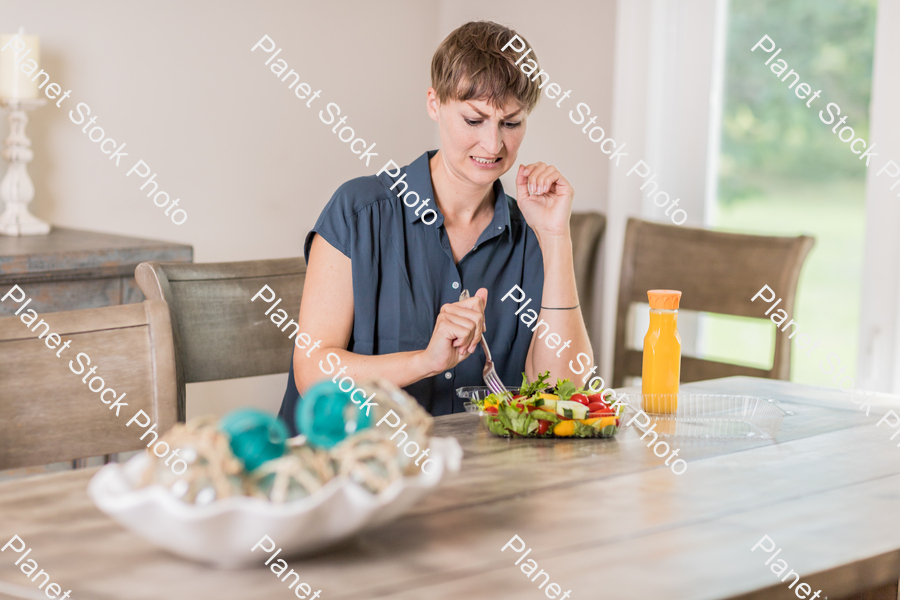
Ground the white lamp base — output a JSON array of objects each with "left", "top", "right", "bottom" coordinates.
[
  {"left": 0, "top": 98, "right": 49, "bottom": 236},
  {"left": 0, "top": 203, "right": 50, "bottom": 235}
]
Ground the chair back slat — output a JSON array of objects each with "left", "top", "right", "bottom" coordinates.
[
  {"left": 570, "top": 212, "right": 606, "bottom": 330},
  {"left": 622, "top": 349, "right": 770, "bottom": 383},
  {"left": 0, "top": 300, "right": 177, "bottom": 469},
  {"left": 135, "top": 258, "right": 306, "bottom": 418},
  {"left": 614, "top": 218, "right": 814, "bottom": 387}
]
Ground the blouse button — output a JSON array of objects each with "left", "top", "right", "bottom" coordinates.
[
  {"left": 451, "top": 281, "right": 460, "bottom": 289},
  {"left": 444, "top": 372, "right": 452, "bottom": 379}
]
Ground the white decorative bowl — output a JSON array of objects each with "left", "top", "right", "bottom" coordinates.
[{"left": 88, "top": 437, "right": 463, "bottom": 568}]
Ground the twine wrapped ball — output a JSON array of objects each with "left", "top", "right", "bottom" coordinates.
[
  {"left": 329, "top": 378, "right": 435, "bottom": 492},
  {"left": 249, "top": 443, "right": 337, "bottom": 503},
  {"left": 138, "top": 417, "right": 246, "bottom": 504}
]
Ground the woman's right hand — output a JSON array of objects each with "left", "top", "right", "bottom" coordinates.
[{"left": 417, "top": 288, "right": 489, "bottom": 376}]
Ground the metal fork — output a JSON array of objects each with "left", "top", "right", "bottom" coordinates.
[{"left": 459, "top": 289, "right": 515, "bottom": 402}]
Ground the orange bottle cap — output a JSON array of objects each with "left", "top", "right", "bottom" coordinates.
[{"left": 648, "top": 290, "right": 682, "bottom": 310}]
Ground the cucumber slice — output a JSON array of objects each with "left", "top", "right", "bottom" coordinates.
[
  {"left": 556, "top": 400, "right": 588, "bottom": 420},
  {"left": 535, "top": 396, "right": 557, "bottom": 411},
  {"left": 529, "top": 410, "right": 559, "bottom": 422}
]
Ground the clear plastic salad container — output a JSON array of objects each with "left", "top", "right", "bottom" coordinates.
[
  {"left": 621, "top": 393, "right": 787, "bottom": 439},
  {"left": 457, "top": 386, "right": 622, "bottom": 439}
]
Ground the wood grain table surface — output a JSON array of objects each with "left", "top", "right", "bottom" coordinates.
[{"left": 2, "top": 376, "right": 900, "bottom": 600}]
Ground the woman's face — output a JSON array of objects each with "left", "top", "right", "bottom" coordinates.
[{"left": 427, "top": 88, "right": 527, "bottom": 188}]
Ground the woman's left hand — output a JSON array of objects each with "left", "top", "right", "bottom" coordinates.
[{"left": 515, "top": 162, "right": 574, "bottom": 239}]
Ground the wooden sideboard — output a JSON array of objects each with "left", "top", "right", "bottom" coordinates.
[{"left": 0, "top": 227, "right": 192, "bottom": 314}]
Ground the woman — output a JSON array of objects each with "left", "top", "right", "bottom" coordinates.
[{"left": 279, "top": 21, "right": 592, "bottom": 430}]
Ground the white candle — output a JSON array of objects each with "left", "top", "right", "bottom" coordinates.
[{"left": 0, "top": 27, "right": 40, "bottom": 100}]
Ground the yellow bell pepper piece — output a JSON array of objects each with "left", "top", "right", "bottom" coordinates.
[
  {"left": 539, "top": 393, "right": 559, "bottom": 401},
  {"left": 553, "top": 420, "right": 576, "bottom": 436},
  {"left": 585, "top": 416, "right": 617, "bottom": 430}
]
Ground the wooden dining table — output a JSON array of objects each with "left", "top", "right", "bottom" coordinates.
[{"left": 3, "top": 376, "right": 900, "bottom": 600}]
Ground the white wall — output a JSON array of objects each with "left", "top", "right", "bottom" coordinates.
[
  {"left": 0, "top": 0, "right": 618, "bottom": 419},
  {"left": 2, "top": 1, "right": 437, "bottom": 260}
]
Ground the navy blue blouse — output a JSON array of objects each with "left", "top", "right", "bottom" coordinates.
[{"left": 279, "top": 150, "right": 544, "bottom": 432}]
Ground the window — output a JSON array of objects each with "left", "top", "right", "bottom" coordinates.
[{"left": 700, "top": 0, "right": 878, "bottom": 384}]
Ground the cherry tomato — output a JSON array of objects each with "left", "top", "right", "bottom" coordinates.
[
  {"left": 513, "top": 394, "right": 525, "bottom": 400},
  {"left": 537, "top": 420, "right": 551, "bottom": 435},
  {"left": 587, "top": 402, "right": 606, "bottom": 413},
  {"left": 571, "top": 393, "right": 590, "bottom": 406},
  {"left": 587, "top": 393, "right": 608, "bottom": 406},
  {"left": 526, "top": 405, "right": 538, "bottom": 413},
  {"left": 484, "top": 406, "right": 498, "bottom": 414}
]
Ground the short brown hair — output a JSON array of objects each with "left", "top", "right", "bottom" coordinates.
[{"left": 431, "top": 21, "right": 540, "bottom": 114}]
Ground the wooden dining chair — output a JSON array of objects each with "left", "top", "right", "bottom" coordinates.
[
  {"left": 570, "top": 212, "right": 606, "bottom": 330},
  {"left": 612, "top": 217, "right": 814, "bottom": 387},
  {"left": 0, "top": 300, "right": 178, "bottom": 470},
  {"left": 135, "top": 258, "right": 306, "bottom": 420}
]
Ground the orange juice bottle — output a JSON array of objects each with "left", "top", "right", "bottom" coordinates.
[{"left": 642, "top": 290, "right": 682, "bottom": 413}]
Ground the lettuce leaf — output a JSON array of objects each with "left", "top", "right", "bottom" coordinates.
[
  {"left": 496, "top": 403, "right": 538, "bottom": 436},
  {"left": 597, "top": 424, "right": 618, "bottom": 437},
  {"left": 555, "top": 379, "right": 577, "bottom": 402},
  {"left": 486, "top": 416, "right": 509, "bottom": 436},
  {"left": 572, "top": 421, "right": 598, "bottom": 437},
  {"left": 520, "top": 371, "right": 551, "bottom": 398}
]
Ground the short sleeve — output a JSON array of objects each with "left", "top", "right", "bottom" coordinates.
[
  {"left": 304, "top": 182, "right": 354, "bottom": 262},
  {"left": 303, "top": 176, "right": 389, "bottom": 263}
]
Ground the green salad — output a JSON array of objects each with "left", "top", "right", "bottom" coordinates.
[{"left": 471, "top": 372, "right": 623, "bottom": 438}]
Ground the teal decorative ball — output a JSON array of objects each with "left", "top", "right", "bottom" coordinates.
[
  {"left": 297, "top": 380, "right": 372, "bottom": 449},
  {"left": 218, "top": 409, "right": 288, "bottom": 471}
]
